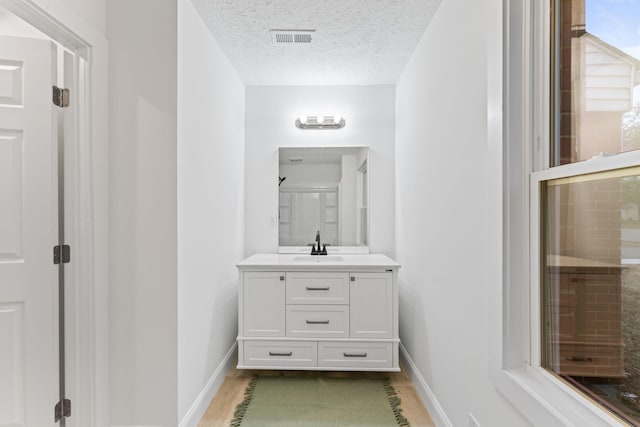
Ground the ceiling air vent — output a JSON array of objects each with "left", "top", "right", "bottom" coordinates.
[{"left": 270, "top": 29, "right": 315, "bottom": 44}]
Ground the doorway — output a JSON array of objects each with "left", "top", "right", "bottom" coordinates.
[{"left": 0, "top": 4, "right": 104, "bottom": 426}]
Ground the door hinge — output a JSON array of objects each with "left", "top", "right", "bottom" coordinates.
[
  {"left": 52, "top": 86, "right": 70, "bottom": 108},
  {"left": 53, "top": 245, "right": 71, "bottom": 264},
  {"left": 54, "top": 398, "right": 71, "bottom": 422}
]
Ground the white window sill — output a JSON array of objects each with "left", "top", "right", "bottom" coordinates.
[{"left": 493, "top": 364, "right": 628, "bottom": 426}]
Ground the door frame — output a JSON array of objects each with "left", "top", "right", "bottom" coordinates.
[{"left": 0, "top": 1, "right": 109, "bottom": 426}]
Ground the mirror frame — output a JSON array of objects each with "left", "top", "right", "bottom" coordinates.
[{"left": 277, "top": 146, "right": 370, "bottom": 254}]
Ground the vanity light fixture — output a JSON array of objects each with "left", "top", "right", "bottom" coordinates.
[{"left": 295, "top": 115, "right": 345, "bottom": 130}]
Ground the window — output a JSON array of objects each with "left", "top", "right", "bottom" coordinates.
[
  {"left": 539, "top": 0, "right": 640, "bottom": 423},
  {"left": 551, "top": 0, "right": 640, "bottom": 165}
]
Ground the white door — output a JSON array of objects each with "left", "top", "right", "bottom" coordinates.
[{"left": 0, "top": 35, "right": 59, "bottom": 426}]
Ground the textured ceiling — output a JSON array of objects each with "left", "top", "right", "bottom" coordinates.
[{"left": 190, "top": 0, "right": 442, "bottom": 86}]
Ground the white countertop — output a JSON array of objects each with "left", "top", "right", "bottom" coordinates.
[{"left": 237, "top": 253, "right": 400, "bottom": 269}]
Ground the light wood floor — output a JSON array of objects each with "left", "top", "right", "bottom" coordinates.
[{"left": 198, "top": 362, "right": 435, "bottom": 427}]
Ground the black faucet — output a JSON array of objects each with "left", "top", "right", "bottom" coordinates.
[{"left": 310, "top": 230, "right": 328, "bottom": 255}]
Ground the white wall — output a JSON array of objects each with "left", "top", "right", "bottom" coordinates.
[
  {"left": 107, "top": 1, "right": 178, "bottom": 425},
  {"left": 279, "top": 163, "right": 341, "bottom": 186},
  {"left": 395, "top": 0, "right": 530, "bottom": 426},
  {"left": 178, "top": 0, "right": 245, "bottom": 422},
  {"left": 245, "top": 85, "right": 395, "bottom": 256}
]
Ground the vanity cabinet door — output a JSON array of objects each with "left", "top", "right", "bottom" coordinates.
[
  {"left": 350, "top": 272, "right": 393, "bottom": 339},
  {"left": 243, "top": 272, "right": 285, "bottom": 337}
]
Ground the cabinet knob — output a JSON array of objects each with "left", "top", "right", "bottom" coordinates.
[
  {"left": 350, "top": 276, "right": 356, "bottom": 282},
  {"left": 280, "top": 275, "right": 285, "bottom": 281}
]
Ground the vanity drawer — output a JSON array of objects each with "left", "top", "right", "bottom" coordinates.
[
  {"left": 286, "top": 272, "right": 349, "bottom": 305},
  {"left": 556, "top": 342, "right": 624, "bottom": 377},
  {"left": 243, "top": 340, "right": 317, "bottom": 367},
  {"left": 318, "top": 341, "right": 393, "bottom": 369},
  {"left": 286, "top": 305, "right": 349, "bottom": 338}
]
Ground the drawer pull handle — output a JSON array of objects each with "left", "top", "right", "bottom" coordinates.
[
  {"left": 269, "top": 351, "right": 293, "bottom": 357},
  {"left": 343, "top": 352, "right": 367, "bottom": 358},
  {"left": 306, "top": 320, "right": 330, "bottom": 324},
  {"left": 306, "top": 286, "right": 330, "bottom": 291},
  {"left": 567, "top": 356, "right": 592, "bottom": 362}
]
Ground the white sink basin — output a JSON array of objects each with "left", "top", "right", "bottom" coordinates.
[{"left": 292, "top": 255, "right": 344, "bottom": 263}]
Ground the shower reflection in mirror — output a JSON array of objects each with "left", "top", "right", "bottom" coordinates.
[{"left": 278, "top": 147, "right": 369, "bottom": 250}]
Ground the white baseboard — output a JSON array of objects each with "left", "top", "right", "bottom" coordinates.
[
  {"left": 179, "top": 342, "right": 238, "bottom": 427},
  {"left": 399, "top": 343, "right": 452, "bottom": 427}
]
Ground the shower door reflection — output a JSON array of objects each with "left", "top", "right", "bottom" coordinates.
[{"left": 279, "top": 188, "right": 338, "bottom": 246}]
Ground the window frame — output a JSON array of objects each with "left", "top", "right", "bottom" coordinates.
[{"left": 498, "top": 0, "right": 640, "bottom": 425}]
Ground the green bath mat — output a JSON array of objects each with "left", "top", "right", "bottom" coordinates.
[{"left": 230, "top": 375, "right": 409, "bottom": 427}]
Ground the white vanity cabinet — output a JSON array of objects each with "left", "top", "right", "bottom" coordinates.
[{"left": 237, "top": 254, "right": 400, "bottom": 372}]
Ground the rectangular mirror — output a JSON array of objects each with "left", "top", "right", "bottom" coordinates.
[{"left": 278, "top": 147, "right": 369, "bottom": 254}]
